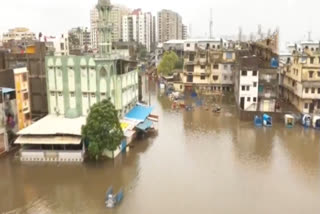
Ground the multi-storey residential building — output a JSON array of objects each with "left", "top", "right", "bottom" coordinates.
[
  {"left": 90, "top": 8, "right": 99, "bottom": 50},
  {"left": 235, "top": 31, "right": 279, "bottom": 112},
  {"left": 122, "top": 9, "right": 155, "bottom": 52},
  {"left": 182, "top": 25, "right": 188, "bottom": 40},
  {"left": 2, "top": 28, "right": 36, "bottom": 43},
  {"left": 177, "top": 39, "right": 236, "bottom": 92},
  {"left": 0, "top": 67, "right": 31, "bottom": 130},
  {"left": 282, "top": 41, "right": 320, "bottom": 114},
  {"left": 3, "top": 42, "right": 49, "bottom": 118},
  {"left": 157, "top": 10, "right": 183, "bottom": 43},
  {"left": 68, "top": 27, "right": 91, "bottom": 53},
  {"left": 46, "top": 34, "right": 69, "bottom": 56}
]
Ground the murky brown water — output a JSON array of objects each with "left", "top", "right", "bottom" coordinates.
[{"left": 1, "top": 86, "right": 320, "bottom": 214}]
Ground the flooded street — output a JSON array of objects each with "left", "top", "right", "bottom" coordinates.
[{"left": 1, "top": 86, "right": 320, "bottom": 214}]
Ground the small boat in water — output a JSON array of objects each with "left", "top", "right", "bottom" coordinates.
[
  {"left": 254, "top": 115, "right": 263, "bottom": 127},
  {"left": 105, "top": 186, "right": 124, "bottom": 208},
  {"left": 263, "top": 114, "right": 272, "bottom": 127},
  {"left": 302, "top": 114, "right": 312, "bottom": 128},
  {"left": 284, "top": 114, "right": 295, "bottom": 128}
]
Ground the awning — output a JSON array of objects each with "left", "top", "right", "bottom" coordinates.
[
  {"left": 15, "top": 136, "right": 82, "bottom": 145},
  {"left": 125, "top": 105, "right": 154, "bottom": 122},
  {"left": 136, "top": 119, "right": 153, "bottom": 131}
]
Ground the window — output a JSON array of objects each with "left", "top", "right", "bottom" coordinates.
[
  {"left": 247, "top": 97, "right": 251, "bottom": 102},
  {"left": 252, "top": 70, "right": 257, "bottom": 76},
  {"left": 200, "top": 74, "right": 205, "bottom": 80},
  {"left": 213, "top": 75, "right": 219, "bottom": 81},
  {"left": 318, "top": 88, "right": 320, "bottom": 94},
  {"left": 253, "top": 82, "right": 257, "bottom": 87},
  {"left": 241, "top": 70, "right": 247, "bottom": 76},
  {"left": 25, "top": 113, "right": 31, "bottom": 120},
  {"left": 310, "top": 57, "right": 314, "bottom": 64},
  {"left": 230, "top": 75, "right": 233, "bottom": 80},
  {"left": 224, "top": 75, "right": 227, "bottom": 80},
  {"left": 212, "top": 45, "right": 216, "bottom": 49},
  {"left": 60, "top": 43, "right": 65, "bottom": 50},
  {"left": 246, "top": 86, "right": 250, "bottom": 91},
  {"left": 318, "top": 71, "right": 320, "bottom": 77},
  {"left": 305, "top": 88, "right": 309, "bottom": 93},
  {"left": 180, "top": 85, "right": 183, "bottom": 90},
  {"left": 213, "top": 64, "right": 219, "bottom": 69},
  {"left": 189, "top": 53, "right": 195, "bottom": 61},
  {"left": 22, "top": 73, "right": 27, "bottom": 81},
  {"left": 304, "top": 103, "right": 309, "bottom": 109},
  {"left": 23, "top": 93, "right": 28, "bottom": 100},
  {"left": 312, "top": 88, "right": 315, "bottom": 94},
  {"left": 309, "top": 71, "right": 314, "bottom": 78},
  {"left": 71, "top": 92, "right": 75, "bottom": 97},
  {"left": 224, "top": 64, "right": 228, "bottom": 69},
  {"left": 200, "top": 65, "right": 206, "bottom": 70},
  {"left": 187, "top": 75, "right": 193, "bottom": 83},
  {"left": 186, "top": 65, "right": 194, "bottom": 72},
  {"left": 186, "top": 43, "right": 190, "bottom": 47},
  {"left": 217, "top": 45, "right": 220, "bottom": 49},
  {"left": 253, "top": 97, "right": 257, "bottom": 102},
  {"left": 226, "top": 52, "right": 233, "bottom": 59}
]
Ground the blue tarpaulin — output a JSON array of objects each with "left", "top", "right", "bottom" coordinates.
[
  {"left": 125, "top": 105, "right": 154, "bottom": 122},
  {"left": 136, "top": 119, "right": 153, "bottom": 131}
]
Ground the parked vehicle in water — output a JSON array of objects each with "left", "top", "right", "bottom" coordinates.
[
  {"left": 302, "top": 114, "right": 312, "bottom": 128},
  {"left": 254, "top": 115, "right": 263, "bottom": 127},
  {"left": 284, "top": 114, "right": 295, "bottom": 128},
  {"left": 263, "top": 114, "right": 272, "bottom": 127},
  {"left": 312, "top": 115, "right": 320, "bottom": 129}
]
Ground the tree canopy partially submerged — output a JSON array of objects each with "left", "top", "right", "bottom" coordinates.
[{"left": 82, "top": 99, "right": 124, "bottom": 160}]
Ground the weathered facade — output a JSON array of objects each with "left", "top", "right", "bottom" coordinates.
[
  {"left": 179, "top": 39, "right": 236, "bottom": 92},
  {"left": 235, "top": 30, "right": 279, "bottom": 112},
  {"left": 281, "top": 41, "right": 320, "bottom": 114}
]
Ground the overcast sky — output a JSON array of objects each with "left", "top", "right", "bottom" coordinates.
[{"left": 0, "top": 0, "right": 319, "bottom": 49}]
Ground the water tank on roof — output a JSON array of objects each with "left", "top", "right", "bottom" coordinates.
[{"left": 271, "top": 57, "right": 279, "bottom": 68}]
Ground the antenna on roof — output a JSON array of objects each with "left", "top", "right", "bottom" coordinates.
[{"left": 209, "top": 8, "right": 213, "bottom": 39}]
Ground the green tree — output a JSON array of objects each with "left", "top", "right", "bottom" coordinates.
[
  {"left": 157, "top": 51, "right": 179, "bottom": 76},
  {"left": 82, "top": 99, "right": 124, "bottom": 160}
]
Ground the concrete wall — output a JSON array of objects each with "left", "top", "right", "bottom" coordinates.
[{"left": 239, "top": 70, "right": 259, "bottom": 111}]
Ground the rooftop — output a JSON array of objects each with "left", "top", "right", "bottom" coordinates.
[{"left": 18, "top": 115, "right": 86, "bottom": 136}]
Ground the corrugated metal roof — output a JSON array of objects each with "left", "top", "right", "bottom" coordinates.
[
  {"left": 15, "top": 135, "right": 82, "bottom": 145},
  {"left": 18, "top": 115, "right": 86, "bottom": 136},
  {"left": 125, "top": 105, "right": 154, "bottom": 122}
]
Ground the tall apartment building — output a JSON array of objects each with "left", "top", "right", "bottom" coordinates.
[
  {"left": 68, "top": 27, "right": 91, "bottom": 52},
  {"left": 91, "top": 4, "right": 131, "bottom": 50},
  {"left": 122, "top": 9, "right": 155, "bottom": 52},
  {"left": 182, "top": 25, "right": 188, "bottom": 40},
  {"left": 2, "top": 28, "right": 36, "bottom": 43},
  {"left": 157, "top": 9, "right": 183, "bottom": 43},
  {"left": 90, "top": 8, "right": 99, "bottom": 50},
  {"left": 281, "top": 41, "right": 320, "bottom": 114}
]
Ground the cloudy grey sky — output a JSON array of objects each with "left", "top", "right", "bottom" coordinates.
[{"left": 0, "top": 0, "right": 319, "bottom": 47}]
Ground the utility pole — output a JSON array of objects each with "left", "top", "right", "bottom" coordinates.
[{"left": 209, "top": 8, "right": 213, "bottom": 39}]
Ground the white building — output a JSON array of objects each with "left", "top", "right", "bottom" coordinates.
[
  {"left": 2, "top": 27, "right": 36, "bottom": 43},
  {"left": 90, "top": 8, "right": 99, "bottom": 50},
  {"left": 122, "top": 9, "right": 155, "bottom": 52},
  {"left": 238, "top": 69, "right": 259, "bottom": 111},
  {"left": 47, "top": 34, "right": 69, "bottom": 56}
]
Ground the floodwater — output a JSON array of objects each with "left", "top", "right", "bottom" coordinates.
[{"left": 1, "top": 85, "right": 320, "bottom": 214}]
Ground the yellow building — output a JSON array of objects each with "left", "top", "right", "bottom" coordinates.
[
  {"left": 13, "top": 67, "right": 31, "bottom": 130},
  {"left": 180, "top": 39, "right": 236, "bottom": 92},
  {"left": 282, "top": 41, "right": 320, "bottom": 114}
]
